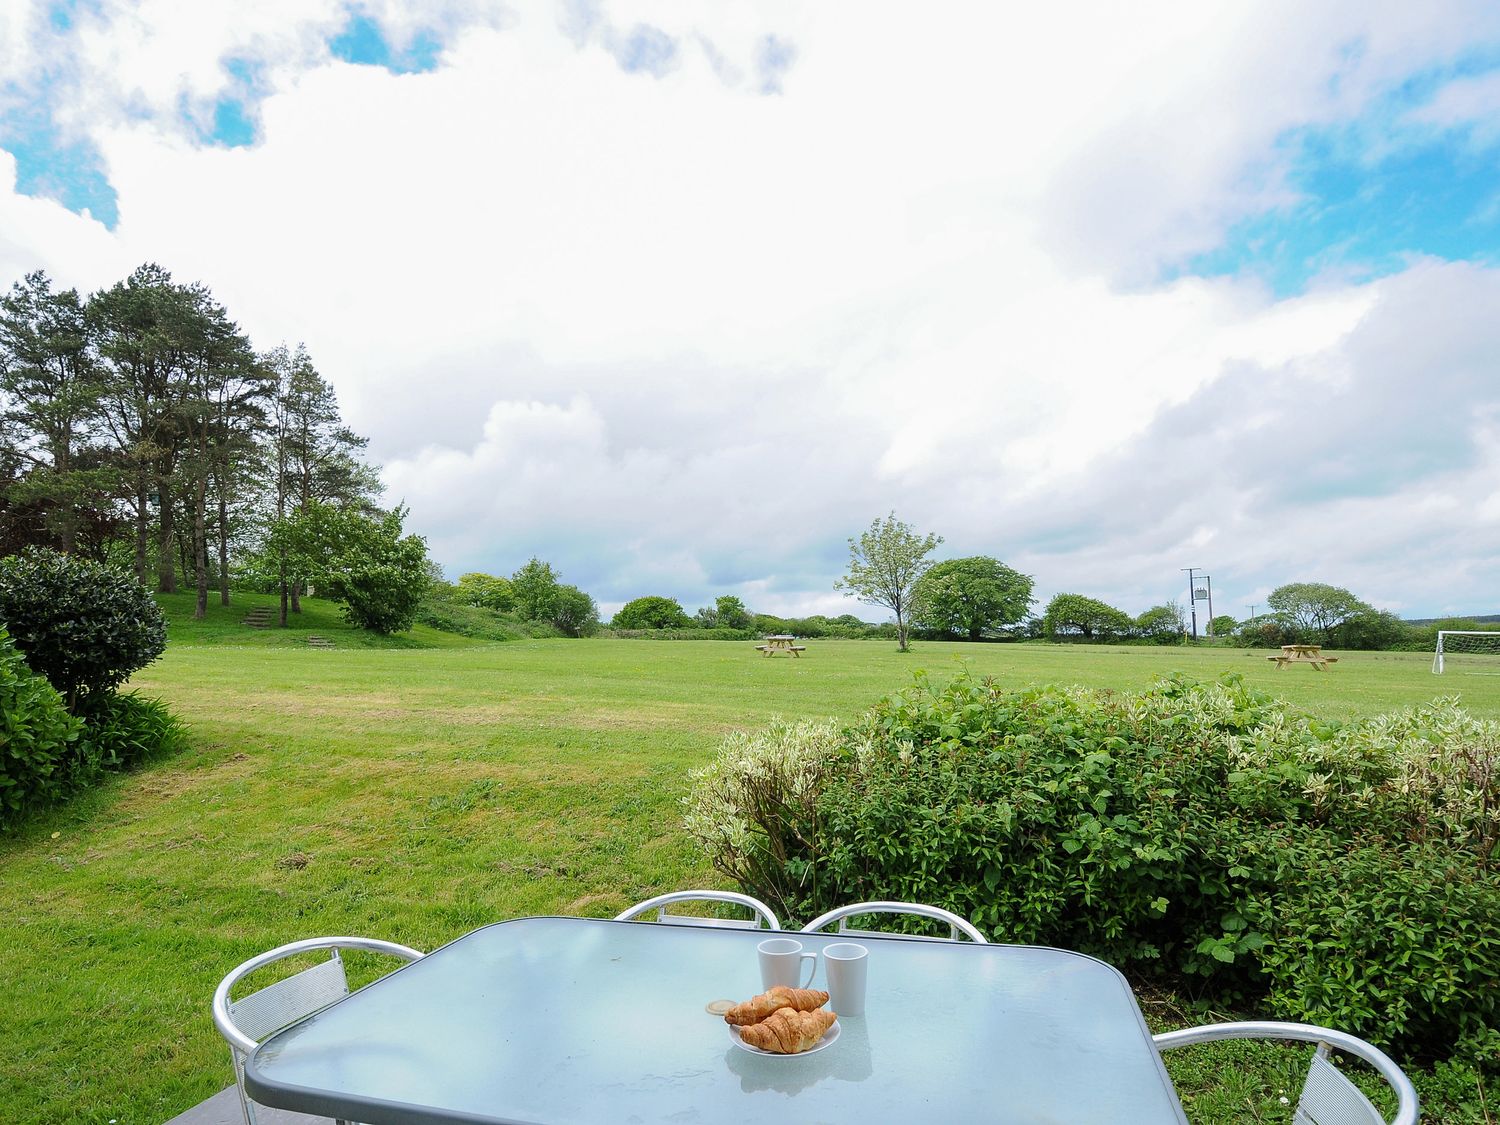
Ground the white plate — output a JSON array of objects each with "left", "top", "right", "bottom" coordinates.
[{"left": 728, "top": 1018, "right": 840, "bottom": 1057}]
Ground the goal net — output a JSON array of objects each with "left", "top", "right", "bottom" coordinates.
[{"left": 1432, "top": 630, "right": 1500, "bottom": 673}]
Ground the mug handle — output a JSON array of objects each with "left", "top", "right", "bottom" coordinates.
[{"left": 799, "top": 952, "right": 817, "bottom": 988}]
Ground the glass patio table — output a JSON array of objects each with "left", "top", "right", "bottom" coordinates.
[{"left": 245, "top": 916, "right": 1187, "bottom": 1124}]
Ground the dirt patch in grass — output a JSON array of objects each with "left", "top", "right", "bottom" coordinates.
[
  {"left": 568, "top": 892, "right": 625, "bottom": 915},
  {"left": 566, "top": 702, "right": 712, "bottom": 732}
]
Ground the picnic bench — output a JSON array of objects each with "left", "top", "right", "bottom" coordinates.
[
  {"left": 1268, "top": 644, "right": 1338, "bottom": 671},
  {"left": 755, "top": 634, "right": 806, "bottom": 657}
]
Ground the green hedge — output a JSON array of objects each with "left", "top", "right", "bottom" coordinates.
[
  {"left": 607, "top": 628, "right": 760, "bottom": 641},
  {"left": 684, "top": 673, "right": 1500, "bottom": 1062},
  {"left": 0, "top": 627, "right": 84, "bottom": 828},
  {"left": 1, "top": 623, "right": 188, "bottom": 830}
]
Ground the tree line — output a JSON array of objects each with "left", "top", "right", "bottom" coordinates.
[
  {"left": 834, "top": 514, "right": 1481, "bottom": 651},
  {"left": 5, "top": 304, "right": 1473, "bottom": 656},
  {"left": 0, "top": 267, "right": 428, "bottom": 632}
]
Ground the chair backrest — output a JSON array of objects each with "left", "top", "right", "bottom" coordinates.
[
  {"left": 229, "top": 951, "right": 349, "bottom": 1045},
  {"left": 1152, "top": 1021, "right": 1417, "bottom": 1125},
  {"left": 614, "top": 890, "right": 781, "bottom": 930},
  {"left": 212, "top": 936, "right": 424, "bottom": 1125},
  {"left": 800, "top": 901, "right": 987, "bottom": 943},
  {"left": 1296, "top": 1050, "right": 1385, "bottom": 1125}
]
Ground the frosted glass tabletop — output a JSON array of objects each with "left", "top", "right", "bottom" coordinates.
[{"left": 245, "top": 916, "right": 1186, "bottom": 1124}]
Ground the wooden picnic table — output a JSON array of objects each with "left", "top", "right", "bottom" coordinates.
[
  {"left": 1268, "top": 644, "right": 1339, "bottom": 671},
  {"left": 755, "top": 634, "right": 806, "bottom": 657}
]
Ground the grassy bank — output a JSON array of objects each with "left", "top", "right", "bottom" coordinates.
[{"left": 1, "top": 612, "right": 1494, "bottom": 1121}]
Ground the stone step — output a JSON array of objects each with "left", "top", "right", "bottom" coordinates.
[{"left": 241, "top": 606, "right": 272, "bottom": 628}]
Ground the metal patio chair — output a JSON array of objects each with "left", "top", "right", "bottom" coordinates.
[
  {"left": 1153, "top": 1021, "right": 1418, "bottom": 1125},
  {"left": 800, "top": 900, "right": 987, "bottom": 942},
  {"left": 615, "top": 890, "right": 781, "bottom": 930},
  {"left": 212, "top": 936, "right": 425, "bottom": 1125}
]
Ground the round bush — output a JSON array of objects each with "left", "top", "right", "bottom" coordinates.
[
  {"left": 0, "top": 548, "right": 167, "bottom": 706},
  {"left": 612, "top": 595, "right": 691, "bottom": 630}
]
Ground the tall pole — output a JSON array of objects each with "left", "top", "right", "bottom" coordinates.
[
  {"left": 1205, "top": 575, "right": 1214, "bottom": 636},
  {"left": 1181, "top": 567, "right": 1199, "bottom": 639}
]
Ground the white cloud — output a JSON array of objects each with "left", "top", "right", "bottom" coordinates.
[
  {"left": 4, "top": 0, "right": 1500, "bottom": 619},
  {"left": 1405, "top": 69, "right": 1500, "bottom": 141},
  {"left": 0, "top": 153, "right": 130, "bottom": 286}
]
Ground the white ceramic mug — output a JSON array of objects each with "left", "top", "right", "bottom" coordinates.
[
  {"left": 758, "top": 937, "right": 817, "bottom": 990},
  {"left": 823, "top": 941, "right": 869, "bottom": 1016}
]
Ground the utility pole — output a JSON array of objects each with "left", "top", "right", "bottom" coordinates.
[
  {"left": 1205, "top": 575, "right": 1215, "bottom": 636},
  {"left": 1181, "top": 567, "right": 1200, "bottom": 639}
]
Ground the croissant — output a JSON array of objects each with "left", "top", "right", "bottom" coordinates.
[
  {"left": 723, "top": 986, "right": 830, "bottom": 1025},
  {"left": 724, "top": 990, "right": 789, "bottom": 1025},
  {"left": 737, "top": 1007, "right": 838, "bottom": 1054},
  {"left": 767, "top": 986, "right": 830, "bottom": 1012}
]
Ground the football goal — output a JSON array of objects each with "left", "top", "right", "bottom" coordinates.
[{"left": 1432, "top": 630, "right": 1500, "bottom": 673}]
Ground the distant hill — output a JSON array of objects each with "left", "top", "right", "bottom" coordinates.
[{"left": 1403, "top": 614, "right": 1500, "bottom": 626}]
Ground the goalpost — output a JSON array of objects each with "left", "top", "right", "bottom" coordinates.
[{"left": 1432, "top": 630, "right": 1500, "bottom": 673}]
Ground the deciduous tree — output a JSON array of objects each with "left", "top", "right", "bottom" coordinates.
[
  {"left": 551, "top": 584, "right": 599, "bottom": 636},
  {"left": 613, "top": 595, "right": 691, "bottom": 629},
  {"left": 1043, "top": 593, "right": 1134, "bottom": 641},
  {"left": 256, "top": 501, "right": 430, "bottom": 634},
  {"left": 1266, "top": 582, "right": 1372, "bottom": 645},
  {"left": 511, "top": 557, "right": 560, "bottom": 622},
  {"left": 455, "top": 572, "right": 514, "bottom": 611},
  {"left": 914, "top": 556, "right": 1033, "bottom": 640},
  {"left": 714, "top": 595, "right": 752, "bottom": 631},
  {"left": 835, "top": 512, "right": 942, "bottom": 652},
  {"left": 1136, "top": 603, "right": 1186, "bottom": 644}
]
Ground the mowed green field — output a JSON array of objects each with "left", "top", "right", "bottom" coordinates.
[{"left": 3, "top": 615, "right": 1495, "bottom": 1123}]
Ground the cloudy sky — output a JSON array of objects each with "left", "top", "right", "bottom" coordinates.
[{"left": 3, "top": 1, "right": 1500, "bottom": 622}]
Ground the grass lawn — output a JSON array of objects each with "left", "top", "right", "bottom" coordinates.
[{"left": 2, "top": 594, "right": 1494, "bottom": 1122}]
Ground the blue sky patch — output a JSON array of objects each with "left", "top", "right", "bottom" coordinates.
[
  {"left": 1187, "top": 128, "right": 1500, "bottom": 295},
  {"left": 1, "top": 109, "right": 118, "bottom": 228},
  {"left": 329, "top": 14, "right": 441, "bottom": 75},
  {"left": 1184, "top": 61, "right": 1500, "bottom": 295},
  {"left": 211, "top": 97, "right": 256, "bottom": 148},
  {"left": 203, "top": 56, "right": 265, "bottom": 148},
  {"left": 45, "top": 0, "right": 98, "bottom": 33}
]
